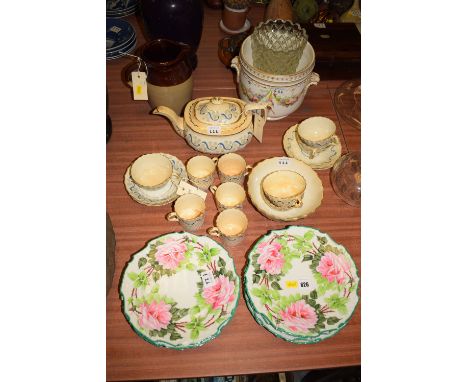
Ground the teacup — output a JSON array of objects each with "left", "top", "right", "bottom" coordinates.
[
  {"left": 166, "top": 194, "right": 205, "bottom": 232},
  {"left": 186, "top": 155, "right": 217, "bottom": 190},
  {"left": 217, "top": 153, "right": 252, "bottom": 184},
  {"left": 296, "top": 117, "right": 337, "bottom": 158},
  {"left": 262, "top": 170, "right": 306, "bottom": 210},
  {"left": 209, "top": 182, "right": 246, "bottom": 211},
  {"left": 130, "top": 153, "right": 175, "bottom": 192},
  {"left": 207, "top": 208, "right": 248, "bottom": 246}
]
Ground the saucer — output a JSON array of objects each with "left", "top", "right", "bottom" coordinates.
[
  {"left": 247, "top": 157, "right": 323, "bottom": 221},
  {"left": 283, "top": 125, "right": 342, "bottom": 170},
  {"left": 124, "top": 153, "right": 188, "bottom": 207},
  {"left": 219, "top": 19, "right": 251, "bottom": 35}
]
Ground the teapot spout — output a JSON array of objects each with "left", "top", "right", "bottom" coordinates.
[{"left": 152, "top": 105, "right": 185, "bottom": 137}]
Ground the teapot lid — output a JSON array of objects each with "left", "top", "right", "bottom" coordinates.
[{"left": 186, "top": 97, "right": 250, "bottom": 136}]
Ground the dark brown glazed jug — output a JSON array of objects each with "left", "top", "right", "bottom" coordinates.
[
  {"left": 139, "top": 0, "right": 204, "bottom": 69},
  {"left": 125, "top": 39, "right": 194, "bottom": 115}
]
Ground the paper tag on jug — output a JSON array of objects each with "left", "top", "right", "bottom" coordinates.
[
  {"left": 176, "top": 180, "right": 207, "bottom": 200},
  {"left": 131, "top": 72, "right": 148, "bottom": 100}
]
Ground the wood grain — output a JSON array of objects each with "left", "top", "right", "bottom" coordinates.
[{"left": 106, "top": 5, "right": 361, "bottom": 381}]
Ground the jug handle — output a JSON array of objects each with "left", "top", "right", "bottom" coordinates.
[
  {"left": 230, "top": 56, "right": 240, "bottom": 84},
  {"left": 123, "top": 62, "right": 148, "bottom": 87}
]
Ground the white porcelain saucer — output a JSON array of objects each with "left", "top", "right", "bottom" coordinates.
[
  {"left": 247, "top": 157, "right": 323, "bottom": 221},
  {"left": 283, "top": 125, "right": 342, "bottom": 170},
  {"left": 219, "top": 19, "right": 251, "bottom": 35},
  {"left": 124, "top": 153, "right": 188, "bottom": 207}
]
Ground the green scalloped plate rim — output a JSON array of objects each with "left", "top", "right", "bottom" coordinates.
[
  {"left": 243, "top": 225, "right": 360, "bottom": 344},
  {"left": 119, "top": 231, "right": 241, "bottom": 350}
]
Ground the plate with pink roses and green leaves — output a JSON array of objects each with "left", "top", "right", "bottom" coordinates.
[
  {"left": 244, "top": 226, "right": 359, "bottom": 344},
  {"left": 120, "top": 232, "right": 240, "bottom": 350}
]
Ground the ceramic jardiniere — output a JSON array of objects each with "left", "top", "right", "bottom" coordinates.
[{"left": 231, "top": 36, "right": 320, "bottom": 120}]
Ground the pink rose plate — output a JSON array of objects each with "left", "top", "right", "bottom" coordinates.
[
  {"left": 120, "top": 232, "right": 240, "bottom": 349},
  {"left": 244, "top": 226, "right": 359, "bottom": 344}
]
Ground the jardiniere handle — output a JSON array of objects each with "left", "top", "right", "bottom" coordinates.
[
  {"left": 230, "top": 56, "right": 240, "bottom": 83},
  {"left": 304, "top": 72, "right": 320, "bottom": 93}
]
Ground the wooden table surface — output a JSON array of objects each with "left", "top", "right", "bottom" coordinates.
[{"left": 106, "top": 5, "right": 360, "bottom": 381}]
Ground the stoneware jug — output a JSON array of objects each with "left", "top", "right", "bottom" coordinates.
[
  {"left": 139, "top": 0, "right": 204, "bottom": 69},
  {"left": 125, "top": 39, "right": 193, "bottom": 115}
]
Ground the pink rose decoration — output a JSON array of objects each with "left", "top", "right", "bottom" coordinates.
[
  {"left": 202, "top": 275, "right": 235, "bottom": 310},
  {"left": 280, "top": 300, "right": 317, "bottom": 332},
  {"left": 155, "top": 238, "right": 187, "bottom": 269},
  {"left": 316, "top": 252, "right": 351, "bottom": 284},
  {"left": 138, "top": 301, "right": 172, "bottom": 330},
  {"left": 257, "top": 241, "right": 285, "bottom": 275}
]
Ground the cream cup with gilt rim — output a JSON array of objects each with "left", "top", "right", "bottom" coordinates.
[
  {"left": 207, "top": 208, "right": 248, "bottom": 246},
  {"left": 217, "top": 152, "right": 252, "bottom": 184},
  {"left": 261, "top": 170, "right": 306, "bottom": 210},
  {"left": 186, "top": 155, "right": 218, "bottom": 190},
  {"left": 166, "top": 193, "right": 206, "bottom": 232},
  {"left": 130, "top": 153, "right": 175, "bottom": 193},
  {"left": 296, "top": 117, "right": 338, "bottom": 158},
  {"left": 209, "top": 182, "right": 246, "bottom": 211}
]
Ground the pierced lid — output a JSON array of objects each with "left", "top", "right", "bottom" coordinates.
[{"left": 185, "top": 97, "right": 251, "bottom": 136}]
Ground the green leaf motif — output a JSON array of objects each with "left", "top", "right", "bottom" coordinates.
[
  {"left": 314, "top": 272, "right": 338, "bottom": 295},
  {"left": 304, "top": 231, "right": 314, "bottom": 241},
  {"left": 185, "top": 262, "right": 195, "bottom": 271},
  {"left": 326, "top": 316, "right": 341, "bottom": 325},
  {"left": 310, "top": 290, "right": 318, "bottom": 300},
  {"left": 190, "top": 305, "right": 201, "bottom": 316},
  {"left": 210, "top": 247, "right": 220, "bottom": 257},
  {"left": 128, "top": 272, "right": 138, "bottom": 281},
  {"left": 217, "top": 256, "right": 226, "bottom": 267},
  {"left": 131, "top": 272, "right": 148, "bottom": 288},
  {"left": 170, "top": 332, "right": 183, "bottom": 341},
  {"left": 190, "top": 329, "right": 200, "bottom": 340},
  {"left": 251, "top": 285, "right": 280, "bottom": 305},
  {"left": 252, "top": 274, "right": 261, "bottom": 284},
  {"left": 271, "top": 281, "right": 282, "bottom": 290},
  {"left": 138, "top": 257, "right": 147, "bottom": 268},
  {"left": 325, "top": 294, "right": 348, "bottom": 315}
]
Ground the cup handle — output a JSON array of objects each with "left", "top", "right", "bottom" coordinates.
[
  {"left": 166, "top": 212, "right": 179, "bottom": 222},
  {"left": 212, "top": 157, "right": 219, "bottom": 165},
  {"left": 207, "top": 227, "right": 221, "bottom": 237},
  {"left": 230, "top": 56, "right": 240, "bottom": 83},
  {"left": 244, "top": 164, "right": 253, "bottom": 175},
  {"left": 209, "top": 185, "right": 218, "bottom": 194},
  {"left": 295, "top": 199, "right": 303, "bottom": 208}
]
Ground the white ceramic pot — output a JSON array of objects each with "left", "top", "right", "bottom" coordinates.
[{"left": 231, "top": 36, "right": 320, "bottom": 120}]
